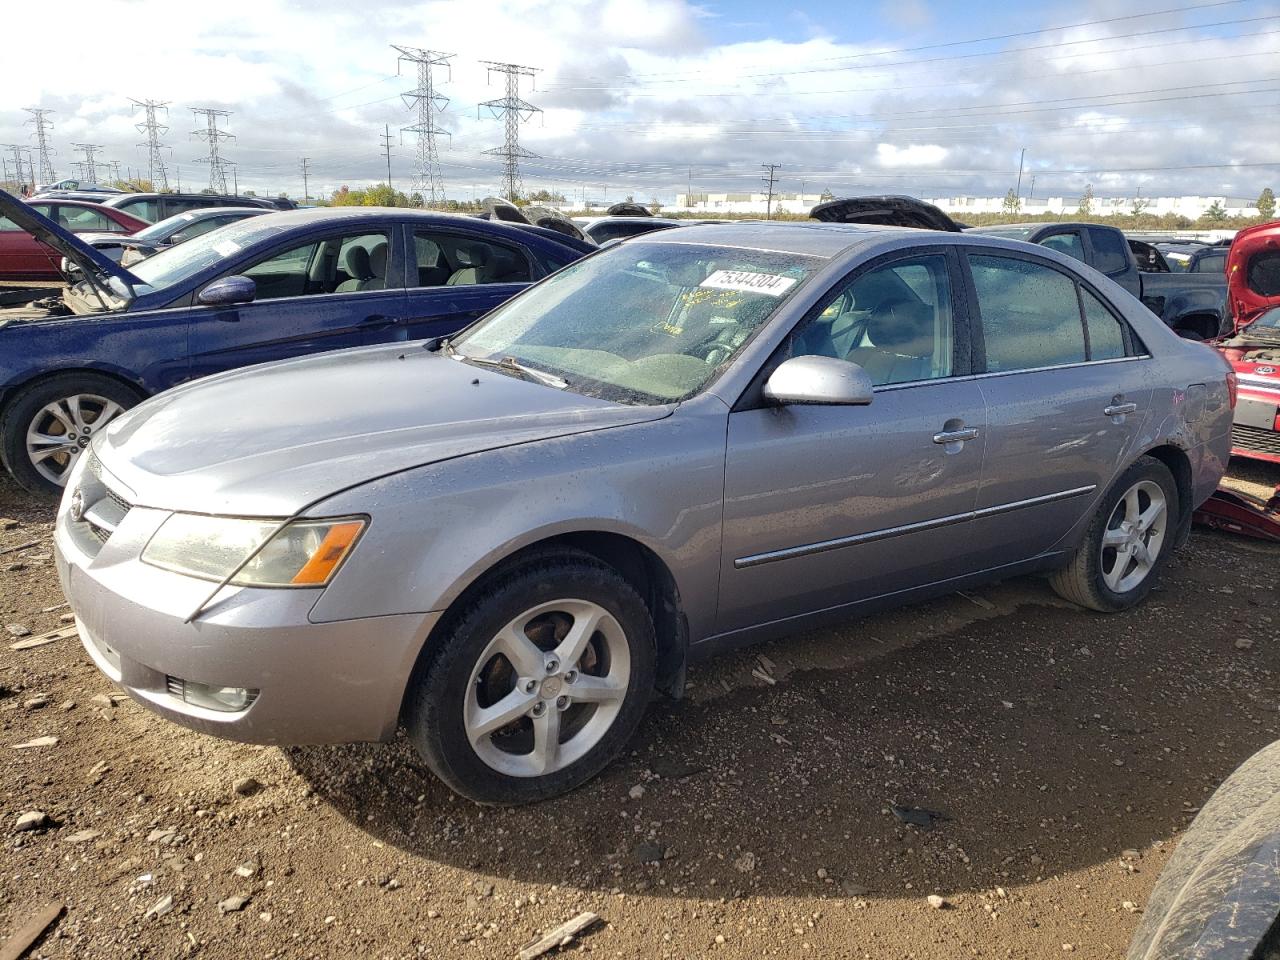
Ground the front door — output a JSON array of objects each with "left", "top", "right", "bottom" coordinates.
[
  {"left": 718, "top": 250, "right": 989, "bottom": 635},
  {"left": 961, "top": 249, "right": 1152, "bottom": 566},
  {"left": 188, "top": 229, "right": 406, "bottom": 378}
]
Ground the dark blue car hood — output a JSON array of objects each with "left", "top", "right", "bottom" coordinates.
[{"left": 0, "top": 188, "right": 141, "bottom": 288}]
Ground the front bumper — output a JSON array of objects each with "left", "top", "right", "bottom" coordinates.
[
  {"left": 1231, "top": 387, "right": 1280, "bottom": 464},
  {"left": 54, "top": 476, "right": 439, "bottom": 746}
]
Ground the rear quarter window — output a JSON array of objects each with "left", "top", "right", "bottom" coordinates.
[{"left": 1087, "top": 228, "right": 1130, "bottom": 276}]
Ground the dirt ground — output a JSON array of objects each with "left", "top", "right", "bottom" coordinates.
[{"left": 2, "top": 462, "right": 1279, "bottom": 960}]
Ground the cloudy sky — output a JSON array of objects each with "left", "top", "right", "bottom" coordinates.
[{"left": 2, "top": 0, "right": 1277, "bottom": 203}]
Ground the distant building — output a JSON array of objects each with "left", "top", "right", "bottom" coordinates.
[{"left": 669, "top": 192, "right": 1260, "bottom": 220}]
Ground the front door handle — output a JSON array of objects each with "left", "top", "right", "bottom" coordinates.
[
  {"left": 360, "top": 314, "right": 400, "bottom": 330},
  {"left": 933, "top": 427, "right": 980, "bottom": 444},
  {"left": 1104, "top": 402, "right": 1138, "bottom": 417}
]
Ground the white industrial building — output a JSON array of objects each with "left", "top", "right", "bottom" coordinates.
[{"left": 670, "top": 192, "right": 1261, "bottom": 219}]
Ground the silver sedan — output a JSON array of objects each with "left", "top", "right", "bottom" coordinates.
[{"left": 54, "top": 223, "right": 1234, "bottom": 803}]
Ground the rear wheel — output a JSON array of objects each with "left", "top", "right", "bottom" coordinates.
[
  {"left": 405, "top": 550, "right": 656, "bottom": 804},
  {"left": 1, "top": 373, "right": 143, "bottom": 497},
  {"left": 1049, "top": 456, "right": 1179, "bottom": 612}
]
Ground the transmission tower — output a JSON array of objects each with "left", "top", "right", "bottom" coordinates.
[
  {"left": 4, "top": 145, "right": 32, "bottom": 190},
  {"left": 23, "top": 108, "right": 56, "bottom": 184},
  {"left": 190, "top": 107, "right": 235, "bottom": 194},
  {"left": 393, "top": 45, "right": 453, "bottom": 205},
  {"left": 72, "top": 143, "right": 104, "bottom": 184},
  {"left": 131, "top": 98, "right": 171, "bottom": 189},
  {"left": 479, "top": 61, "right": 541, "bottom": 202}
]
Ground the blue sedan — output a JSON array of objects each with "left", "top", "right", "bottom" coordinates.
[{"left": 0, "top": 190, "right": 592, "bottom": 494}]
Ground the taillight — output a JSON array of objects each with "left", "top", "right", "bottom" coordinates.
[{"left": 1226, "top": 370, "right": 1238, "bottom": 409}]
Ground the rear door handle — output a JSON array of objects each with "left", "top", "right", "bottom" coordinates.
[
  {"left": 1104, "top": 402, "right": 1138, "bottom": 417},
  {"left": 933, "top": 427, "right": 979, "bottom": 444}
]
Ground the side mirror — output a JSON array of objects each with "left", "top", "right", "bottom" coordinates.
[
  {"left": 197, "top": 275, "right": 256, "bottom": 307},
  {"left": 762, "top": 355, "right": 874, "bottom": 406}
]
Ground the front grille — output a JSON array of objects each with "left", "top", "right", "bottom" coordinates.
[{"left": 1232, "top": 424, "right": 1280, "bottom": 456}]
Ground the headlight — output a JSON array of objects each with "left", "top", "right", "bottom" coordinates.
[{"left": 141, "top": 514, "right": 366, "bottom": 587}]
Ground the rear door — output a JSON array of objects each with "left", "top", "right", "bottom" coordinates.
[
  {"left": 396, "top": 226, "right": 535, "bottom": 343},
  {"left": 960, "top": 248, "right": 1152, "bottom": 565},
  {"left": 188, "top": 227, "right": 406, "bottom": 377},
  {"left": 718, "top": 247, "right": 989, "bottom": 634},
  {"left": 0, "top": 210, "right": 51, "bottom": 278}
]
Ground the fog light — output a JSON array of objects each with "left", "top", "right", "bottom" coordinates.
[{"left": 166, "top": 676, "right": 258, "bottom": 712}]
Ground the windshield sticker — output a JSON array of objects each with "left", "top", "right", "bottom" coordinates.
[
  {"left": 700, "top": 270, "right": 797, "bottom": 297},
  {"left": 213, "top": 239, "right": 241, "bottom": 257}
]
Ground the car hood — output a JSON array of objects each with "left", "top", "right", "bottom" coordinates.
[
  {"left": 0, "top": 188, "right": 141, "bottom": 288},
  {"left": 94, "top": 344, "right": 673, "bottom": 516},
  {"left": 809, "top": 195, "right": 964, "bottom": 232}
]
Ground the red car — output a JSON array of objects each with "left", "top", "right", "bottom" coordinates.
[
  {"left": 0, "top": 199, "right": 148, "bottom": 280},
  {"left": 1220, "top": 221, "right": 1280, "bottom": 463}
]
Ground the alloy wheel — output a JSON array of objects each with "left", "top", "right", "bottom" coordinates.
[
  {"left": 464, "top": 598, "right": 631, "bottom": 778},
  {"left": 25, "top": 393, "right": 124, "bottom": 488},
  {"left": 1100, "top": 479, "right": 1168, "bottom": 593}
]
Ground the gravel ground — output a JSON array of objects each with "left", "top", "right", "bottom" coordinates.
[{"left": 2, "top": 462, "right": 1278, "bottom": 960}]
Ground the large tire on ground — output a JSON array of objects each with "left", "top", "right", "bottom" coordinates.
[
  {"left": 1049, "top": 455, "right": 1179, "bottom": 613},
  {"left": 405, "top": 548, "right": 656, "bottom": 804},
  {"left": 0, "top": 373, "right": 143, "bottom": 497}
]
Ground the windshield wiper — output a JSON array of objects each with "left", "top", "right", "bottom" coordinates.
[{"left": 449, "top": 349, "right": 568, "bottom": 389}]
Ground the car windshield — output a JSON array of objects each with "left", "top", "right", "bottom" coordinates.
[
  {"left": 451, "top": 241, "right": 822, "bottom": 404},
  {"left": 126, "top": 216, "right": 290, "bottom": 291},
  {"left": 1245, "top": 306, "right": 1280, "bottom": 338}
]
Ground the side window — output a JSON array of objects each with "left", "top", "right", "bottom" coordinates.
[
  {"left": 791, "top": 254, "right": 954, "bottom": 386},
  {"left": 1080, "top": 287, "right": 1127, "bottom": 361},
  {"left": 164, "top": 199, "right": 208, "bottom": 217},
  {"left": 970, "top": 254, "right": 1086, "bottom": 372},
  {"left": 236, "top": 231, "right": 390, "bottom": 300},
  {"left": 170, "top": 218, "right": 227, "bottom": 244},
  {"left": 0, "top": 216, "right": 18, "bottom": 231},
  {"left": 412, "top": 232, "right": 531, "bottom": 288},
  {"left": 118, "top": 199, "right": 161, "bottom": 222},
  {"left": 1039, "top": 231, "right": 1086, "bottom": 264},
  {"left": 1193, "top": 252, "right": 1226, "bottom": 274},
  {"left": 1087, "top": 227, "right": 1130, "bottom": 276},
  {"left": 59, "top": 207, "right": 115, "bottom": 232},
  {"left": 1247, "top": 250, "right": 1280, "bottom": 297}
]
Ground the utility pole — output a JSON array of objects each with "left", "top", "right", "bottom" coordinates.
[
  {"left": 479, "top": 60, "right": 541, "bottom": 203},
  {"left": 231, "top": 164, "right": 238, "bottom": 196},
  {"left": 72, "top": 143, "right": 104, "bottom": 184},
  {"left": 110, "top": 160, "right": 123, "bottom": 184},
  {"left": 1028, "top": 175, "right": 1037, "bottom": 201},
  {"left": 190, "top": 107, "right": 234, "bottom": 194},
  {"left": 380, "top": 124, "right": 394, "bottom": 189},
  {"left": 131, "top": 98, "right": 170, "bottom": 190},
  {"left": 23, "top": 108, "right": 56, "bottom": 185},
  {"left": 393, "top": 45, "right": 453, "bottom": 205},
  {"left": 300, "top": 157, "right": 310, "bottom": 202},
  {"left": 761, "top": 162, "right": 781, "bottom": 220},
  {"left": 1015, "top": 147, "right": 1026, "bottom": 203}
]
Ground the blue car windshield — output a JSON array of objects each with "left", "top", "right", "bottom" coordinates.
[
  {"left": 453, "top": 241, "right": 821, "bottom": 404},
  {"left": 127, "top": 217, "right": 291, "bottom": 291}
]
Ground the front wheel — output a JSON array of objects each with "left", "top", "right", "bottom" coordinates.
[
  {"left": 405, "top": 550, "right": 656, "bottom": 804},
  {"left": 1, "top": 373, "right": 142, "bottom": 497},
  {"left": 1049, "top": 456, "right": 1179, "bottom": 612}
]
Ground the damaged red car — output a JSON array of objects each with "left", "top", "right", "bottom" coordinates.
[{"left": 1221, "top": 222, "right": 1280, "bottom": 463}]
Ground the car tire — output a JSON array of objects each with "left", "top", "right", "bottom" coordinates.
[
  {"left": 405, "top": 548, "right": 656, "bottom": 804},
  {"left": 1049, "top": 456, "right": 1179, "bottom": 613},
  {"left": 0, "top": 372, "right": 143, "bottom": 498}
]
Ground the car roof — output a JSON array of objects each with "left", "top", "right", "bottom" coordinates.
[
  {"left": 26, "top": 198, "right": 117, "bottom": 209},
  {"left": 628, "top": 220, "right": 924, "bottom": 258}
]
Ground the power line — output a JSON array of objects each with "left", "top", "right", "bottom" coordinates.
[
  {"left": 23, "top": 108, "right": 55, "bottom": 184},
  {"left": 479, "top": 60, "right": 541, "bottom": 201},
  {"left": 190, "top": 107, "right": 235, "bottom": 194},
  {"left": 131, "top": 98, "right": 171, "bottom": 189},
  {"left": 393, "top": 45, "right": 453, "bottom": 204}
]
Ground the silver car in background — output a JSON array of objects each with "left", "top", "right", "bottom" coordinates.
[{"left": 54, "top": 223, "right": 1234, "bottom": 803}]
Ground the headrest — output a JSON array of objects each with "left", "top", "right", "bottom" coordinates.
[
  {"left": 344, "top": 245, "right": 372, "bottom": 280},
  {"left": 368, "top": 242, "right": 388, "bottom": 276},
  {"left": 464, "top": 244, "right": 491, "bottom": 268},
  {"left": 868, "top": 298, "right": 934, "bottom": 349}
]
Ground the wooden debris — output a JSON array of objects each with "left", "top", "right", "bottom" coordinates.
[
  {"left": 0, "top": 902, "right": 64, "bottom": 960},
  {"left": 958, "top": 591, "right": 996, "bottom": 611},
  {"left": 0, "top": 540, "right": 39, "bottom": 556},
  {"left": 516, "top": 911, "right": 600, "bottom": 960},
  {"left": 750, "top": 668, "right": 777, "bottom": 686},
  {"left": 10, "top": 626, "right": 77, "bottom": 651},
  {"left": 12, "top": 736, "right": 59, "bottom": 750}
]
